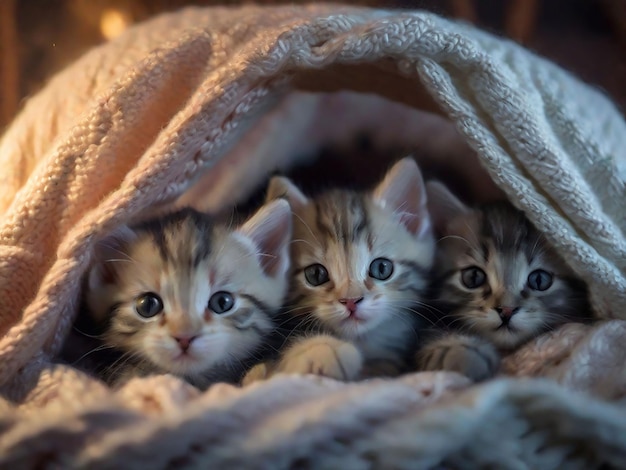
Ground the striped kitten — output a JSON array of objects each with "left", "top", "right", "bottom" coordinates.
[
  {"left": 257, "top": 158, "right": 435, "bottom": 381},
  {"left": 80, "top": 200, "right": 291, "bottom": 389},
  {"left": 416, "top": 182, "right": 591, "bottom": 381}
]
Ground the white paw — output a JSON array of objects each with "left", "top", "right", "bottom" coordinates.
[
  {"left": 417, "top": 334, "right": 500, "bottom": 382},
  {"left": 276, "top": 335, "right": 363, "bottom": 381}
]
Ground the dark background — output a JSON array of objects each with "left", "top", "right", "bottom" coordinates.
[{"left": 2, "top": 0, "right": 625, "bottom": 132}]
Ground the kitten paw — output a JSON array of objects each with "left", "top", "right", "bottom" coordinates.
[
  {"left": 241, "top": 362, "right": 270, "bottom": 386},
  {"left": 416, "top": 334, "right": 500, "bottom": 382},
  {"left": 276, "top": 335, "right": 363, "bottom": 381}
]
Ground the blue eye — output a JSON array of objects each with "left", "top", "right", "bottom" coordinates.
[
  {"left": 208, "top": 291, "right": 234, "bottom": 314},
  {"left": 368, "top": 258, "right": 394, "bottom": 280},
  {"left": 461, "top": 267, "right": 486, "bottom": 289},
  {"left": 135, "top": 293, "right": 163, "bottom": 318},
  {"left": 304, "top": 264, "right": 330, "bottom": 286},
  {"left": 527, "top": 270, "right": 553, "bottom": 291}
]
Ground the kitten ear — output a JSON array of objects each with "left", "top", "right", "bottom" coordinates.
[
  {"left": 373, "top": 157, "right": 430, "bottom": 237},
  {"left": 266, "top": 176, "right": 308, "bottom": 211},
  {"left": 426, "top": 181, "right": 471, "bottom": 235},
  {"left": 238, "top": 199, "right": 292, "bottom": 278},
  {"left": 88, "top": 225, "right": 137, "bottom": 290}
]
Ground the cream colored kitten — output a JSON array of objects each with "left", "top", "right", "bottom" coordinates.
[
  {"left": 248, "top": 158, "right": 435, "bottom": 382},
  {"left": 75, "top": 200, "right": 292, "bottom": 389}
]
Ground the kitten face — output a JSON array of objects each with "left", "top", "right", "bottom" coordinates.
[
  {"left": 268, "top": 158, "right": 435, "bottom": 343},
  {"left": 86, "top": 201, "right": 291, "bottom": 381},
  {"left": 428, "top": 183, "right": 589, "bottom": 349},
  {"left": 289, "top": 192, "right": 432, "bottom": 340}
]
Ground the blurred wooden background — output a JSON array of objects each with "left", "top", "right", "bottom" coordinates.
[{"left": 1, "top": 0, "right": 625, "bottom": 131}]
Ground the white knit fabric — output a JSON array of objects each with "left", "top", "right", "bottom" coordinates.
[{"left": 0, "top": 5, "right": 625, "bottom": 467}]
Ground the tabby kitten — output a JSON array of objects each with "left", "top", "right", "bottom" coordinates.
[
  {"left": 256, "top": 158, "right": 435, "bottom": 381},
  {"left": 416, "top": 182, "right": 591, "bottom": 381},
  {"left": 80, "top": 199, "right": 292, "bottom": 389}
]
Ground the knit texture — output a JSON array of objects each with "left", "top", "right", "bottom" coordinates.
[{"left": 1, "top": 4, "right": 625, "bottom": 467}]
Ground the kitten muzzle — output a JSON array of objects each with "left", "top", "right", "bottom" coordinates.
[
  {"left": 495, "top": 306, "right": 519, "bottom": 324},
  {"left": 339, "top": 297, "right": 364, "bottom": 315},
  {"left": 173, "top": 335, "right": 197, "bottom": 352}
]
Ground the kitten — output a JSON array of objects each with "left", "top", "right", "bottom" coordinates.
[
  {"left": 416, "top": 182, "right": 591, "bottom": 381},
  {"left": 74, "top": 199, "right": 292, "bottom": 389},
  {"left": 250, "top": 158, "right": 435, "bottom": 382}
]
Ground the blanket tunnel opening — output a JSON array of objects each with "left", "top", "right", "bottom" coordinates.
[
  {"left": 52, "top": 59, "right": 509, "bottom": 387},
  {"left": 56, "top": 61, "right": 573, "bottom": 389},
  {"left": 1, "top": 7, "right": 626, "bottom": 468}
]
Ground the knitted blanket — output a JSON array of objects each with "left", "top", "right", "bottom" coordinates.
[{"left": 1, "top": 4, "right": 626, "bottom": 468}]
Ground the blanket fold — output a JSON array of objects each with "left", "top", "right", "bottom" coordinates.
[{"left": 0, "top": 4, "right": 625, "bottom": 467}]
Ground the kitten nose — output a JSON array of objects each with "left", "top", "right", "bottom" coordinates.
[
  {"left": 495, "top": 306, "right": 519, "bottom": 321},
  {"left": 339, "top": 297, "right": 363, "bottom": 313},
  {"left": 173, "top": 335, "right": 197, "bottom": 352}
]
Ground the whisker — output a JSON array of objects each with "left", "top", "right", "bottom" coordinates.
[
  {"left": 70, "top": 344, "right": 116, "bottom": 365},
  {"left": 436, "top": 234, "right": 472, "bottom": 247},
  {"left": 72, "top": 326, "right": 105, "bottom": 340},
  {"left": 292, "top": 212, "right": 323, "bottom": 252},
  {"left": 98, "top": 244, "right": 136, "bottom": 263},
  {"left": 389, "top": 306, "right": 437, "bottom": 326},
  {"left": 461, "top": 219, "right": 480, "bottom": 251},
  {"left": 290, "top": 238, "right": 318, "bottom": 251}
]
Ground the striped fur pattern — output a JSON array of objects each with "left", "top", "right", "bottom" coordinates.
[
  {"left": 82, "top": 200, "right": 292, "bottom": 389},
  {"left": 417, "top": 182, "right": 590, "bottom": 381},
  {"left": 267, "top": 158, "right": 435, "bottom": 378}
]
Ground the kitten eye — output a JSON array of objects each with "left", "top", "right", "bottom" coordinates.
[
  {"left": 135, "top": 293, "right": 164, "bottom": 318},
  {"left": 527, "top": 269, "right": 553, "bottom": 291},
  {"left": 304, "top": 263, "right": 330, "bottom": 286},
  {"left": 208, "top": 291, "right": 235, "bottom": 314},
  {"left": 461, "top": 267, "right": 487, "bottom": 289},
  {"left": 368, "top": 258, "right": 394, "bottom": 280}
]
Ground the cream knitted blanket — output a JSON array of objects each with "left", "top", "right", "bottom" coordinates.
[{"left": 1, "top": 4, "right": 626, "bottom": 468}]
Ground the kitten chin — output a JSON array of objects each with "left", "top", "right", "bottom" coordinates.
[
  {"left": 64, "top": 199, "right": 292, "bottom": 389},
  {"left": 265, "top": 157, "right": 436, "bottom": 379},
  {"left": 416, "top": 181, "right": 591, "bottom": 381}
]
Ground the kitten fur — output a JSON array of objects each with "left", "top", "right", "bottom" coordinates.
[
  {"left": 262, "top": 157, "right": 435, "bottom": 380},
  {"left": 77, "top": 200, "right": 291, "bottom": 389},
  {"left": 416, "top": 181, "right": 591, "bottom": 381}
]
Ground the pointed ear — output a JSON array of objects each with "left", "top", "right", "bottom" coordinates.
[
  {"left": 265, "top": 176, "right": 308, "bottom": 212},
  {"left": 426, "top": 181, "right": 471, "bottom": 235},
  {"left": 88, "top": 225, "right": 137, "bottom": 290},
  {"left": 238, "top": 199, "right": 292, "bottom": 278},
  {"left": 373, "top": 157, "right": 430, "bottom": 237}
]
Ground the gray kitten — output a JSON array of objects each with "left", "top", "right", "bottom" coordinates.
[
  {"left": 416, "top": 182, "right": 591, "bottom": 381},
  {"left": 75, "top": 200, "right": 291, "bottom": 389}
]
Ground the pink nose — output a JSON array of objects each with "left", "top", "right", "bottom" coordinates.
[
  {"left": 173, "top": 335, "right": 197, "bottom": 352},
  {"left": 495, "top": 306, "right": 519, "bottom": 319},
  {"left": 338, "top": 297, "right": 363, "bottom": 314}
]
